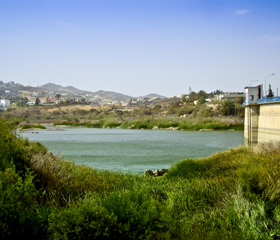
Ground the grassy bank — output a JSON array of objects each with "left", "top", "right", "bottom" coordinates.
[
  {"left": 54, "top": 116, "right": 244, "bottom": 131},
  {"left": 2, "top": 118, "right": 279, "bottom": 239},
  {"left": 20, "top": 124, "right": 47, "bottom": 130}
]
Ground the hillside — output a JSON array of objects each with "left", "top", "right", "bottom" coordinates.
[
  {"left": 93, "top": 90, "right": 133, "bottom": 101},
  {"left": 142, "top": 93, "right": 166, "bottom": 99},
  {"left": 37, "top": 83, "right": 93, "bottom": 95},
  {"left": 37, "top": 83, "right": 133, "bottom": 101},
  {"left": 36, "top": 83, "right": 167, "bottom": 101},
  {"left": 3, "top": 82, "right": 167, "bottom": 101}
]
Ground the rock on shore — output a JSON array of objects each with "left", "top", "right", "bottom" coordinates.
[{"left": 144, "top": 168, "right": 168, "bottom": 177}]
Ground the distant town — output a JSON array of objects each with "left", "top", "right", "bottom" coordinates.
[{"left": 0, "top": 80, "right": 244, "bottom": 109}]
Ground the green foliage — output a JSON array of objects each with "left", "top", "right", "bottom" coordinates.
[
  {"left": 267, "top": 84, "right": 274, "bottom": 98},
  {"left": 166, "top": 158, "right": 208, "bottom": 179},
  {"left": 198, "top": 105, "right": 213, "bottom": 117},
  {"left": 169, "top": 101, "right": 180, "bottom": 108},
  {"left": 0, "top": 167, "right": 46, "bottom": 239},
  {"left": 151, "top": 105, "right": 162, "bottom": 114},
  {"left": 198, "top": 96, "right": 206, "bottom": 105},
  {"left": 102, "top": 189, "right": 166, "bottom": 239},
  {"left": 48, "top": 198, "right": 124, "bottom": 240},
  {"left": 89, "top": 108, "right": 100, "bottom": 114},
  {"left": 21, "top": 125, "right": 47, "bottom": 130},
  {"left": 102, "top": 119, "right": 122, "bottom": 128},
  {"left": 35, "top": 98, "right": 40, "bottom": 106},
  {"left": 54, "top": 116, "right": 244, "bottom": 131},
  {"left": 220, "top": 101, "right": 235, "bottom": 116},
  {"left": 188, "top": 91, "right": 198, "bottom": 101},
  {"left": 52, "top": 110, "right": 61, "bottom": 115},
  {"left": 234, "top": 102, "right": 245, "bottom": 118},
  {"left": 176, "top": 106, "right": 194, "bottom": 117},
  {"left": 76, "top": 109, "right": 88, "bottom": 115},
  {"left": 220, "top": 101, "right": 244, "bottom": 117},
  {"left": 0, "top": 120, "right": 52, "bottom": 239},
  {"left": 197, "top": 90, "right": 207, "bottom": 99},
  {"left": 224, "top": 184, "right": 277, "bottom": 239},
  {"left": 167, "top": 106, "right": 176, "bottom": 115},
  {"left": 0, "top": 120, "right": 27, "bottom": 172},
  {"left": 132, "top": 107, "right": 152, "bottom": 116}
]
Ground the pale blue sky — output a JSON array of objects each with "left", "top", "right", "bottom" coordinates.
[{"left": 1, "top": 0, "right": 279, "bottom": 97}]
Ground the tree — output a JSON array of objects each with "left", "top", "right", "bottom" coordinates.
[
  {"left": 220, "top": 101, "right": 235, "bottom": 116},
  {"left": 188, "top": 91, "right": 198, "bottom": 101},
  {"left": 170, "top": 101, "right": 181, "bottom": 108},
  {"left": 234, "top": 102, "right": 245, "bottom": 118},
  {"left": 197, "top": 90, "right": 207, "bottom": 99},
  {"left": 267, "top": 84, "right": 274, "bottom": 98},
  {"left": 35, "top": 98, "right": 40, "bottom": 106},
  {"left": 55, "top": 94, "right": 61, "bottom": 100},
  {"left": 16, "top": 98, "right": 28, "bottom": 107},
  {"left": 197, "top": 96, "right": 206, "bottom": 105},
  {"left": 209, "top": 89, "right": 224, "bottom": 98}
]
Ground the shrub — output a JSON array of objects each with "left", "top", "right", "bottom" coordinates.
[
  {"left": 234, "top": 102, "right": 245, "bottom": 118},
  {"left": 198, "top": 105, "right": 213, "bottom": 117},
  {"left": 76, "top": 109, "right": 88, "bottom": 115},
  {"left": 48, "top": 198, "right": 124, "bottom": 240},
  {"left": 102, "top": 189, "right": 166, "bottom": 239},
  {"left": 0, "top": 167, "right": 45, "bottom": 239},
  {"left": 220, "top": 101, "right": 235, "bottom": 116},
  {"left": 198, "top": 96, "right": 206, "bottom": 105},
  {"left": 176, "top": 106, "right": 194, "bottom": 117},
  {"left": 21, "top": 125, "right": 47, "bottom": 130},
  {"left": 133, "top": 107, "right": 152, "bottom": 116},
  {"left": 0, "top": 120, "right": 27, "bottom": 172},
  {"left": 167, "top": 106, "right": 176, "bottom": 115},
  {"left": 52, "top": 110, "right": 61, "bottom": 116}
]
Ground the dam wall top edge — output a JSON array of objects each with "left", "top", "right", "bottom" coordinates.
[{"left": 243, "top": 97, "right": 280, "bottom": 107}]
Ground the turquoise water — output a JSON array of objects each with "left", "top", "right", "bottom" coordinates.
[{"left": 22, "top": 128, "right": 244, "bottom": 175}]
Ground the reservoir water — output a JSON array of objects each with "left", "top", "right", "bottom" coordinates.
[{"left": 22, "top": 128, "right": 244, "bottom": 175}]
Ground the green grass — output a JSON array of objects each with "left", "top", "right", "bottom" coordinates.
[
  {"left": 2, "top": 118, "right": 280, "bottom": 239},
  {"left": 21, "top": 140, "right": 280, "bottom": 239},
  {"left": 54, "top": 119, "right": 122, "bottom": 128}
]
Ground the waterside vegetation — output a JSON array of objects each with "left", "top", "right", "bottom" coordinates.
[
  {"left": 1, "top": 97, "right": 244, "bottom": 131},
  {"left": 53, "top": 117, "right": 244, "bottom": 131},
  {"left": 1, "top": 118, "right": 280, "bottom": 239}
]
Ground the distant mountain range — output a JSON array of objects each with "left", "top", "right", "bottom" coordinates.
[{"left": 36, "top": 83, "right": 166, "bottom": 101}]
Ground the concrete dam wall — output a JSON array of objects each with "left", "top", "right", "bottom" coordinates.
[{"left": 245, "top": 101, "right": 280, "bottom": 143}]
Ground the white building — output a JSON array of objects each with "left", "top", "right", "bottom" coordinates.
[
  {"left": 0, "top": 99, "right": 10, "bottom": 107},
  {"left": 244, "top": 85, "right": 263, "bottom": 104}
]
